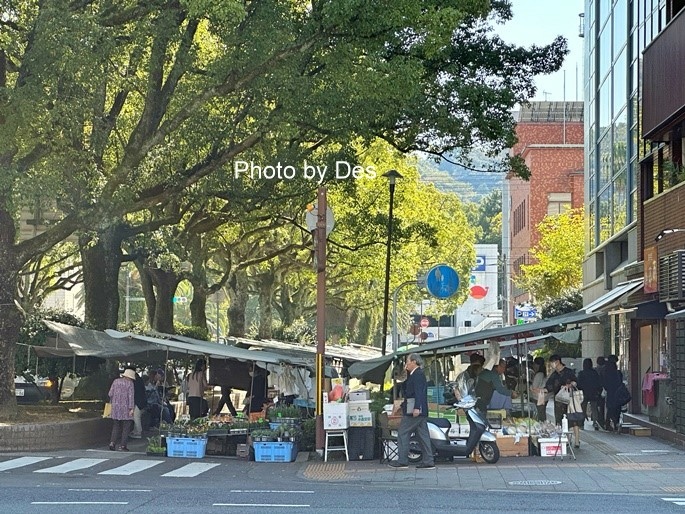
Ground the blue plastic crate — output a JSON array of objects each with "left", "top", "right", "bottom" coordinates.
[
  {"left": 253, "top": 442, "right": 297, "bottom": 463},
  {"left": 166, "top": 437, "right": 207, "bottom": 458}
]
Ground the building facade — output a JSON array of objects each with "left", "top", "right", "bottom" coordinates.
[
  {"left": 583, "top": 0, "right": 685, "bottom": 440},
  {"left": 504, "top": 102, "right": 584, "bottom": 322}
]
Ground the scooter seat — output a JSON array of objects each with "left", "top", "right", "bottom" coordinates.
[{"left": 428, "top": 417, "right": 451, "bottom": 429}]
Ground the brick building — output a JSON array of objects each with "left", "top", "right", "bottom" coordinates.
[{"left": 502, "top": 101, "right": 584, "bottom": 323}]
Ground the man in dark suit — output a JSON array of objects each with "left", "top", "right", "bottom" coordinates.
[{"left": 390, "top": 353, "right": 435, "bottom": 470}]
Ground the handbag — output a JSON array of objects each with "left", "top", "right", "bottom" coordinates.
[
  {"left": 567, "top": 388, "right": 585, "bottom": 423},
  {"left": 615, "top": 383, "right": 632, "bottom": 406},
  {"left": 102, "top": 403, "right": 112, "bottom": 418},
  {"left": 555, "top": 387, "right": 571, "bottom": 404}
]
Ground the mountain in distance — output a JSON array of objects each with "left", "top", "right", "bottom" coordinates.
[{"left": 417, "top": 151, "right": 505, "bottom": 202}]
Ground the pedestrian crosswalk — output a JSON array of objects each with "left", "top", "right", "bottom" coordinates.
[
  {"left": 662, "top": 498, "right": 685, "bottom": 507},
  {"left": 0, "top": 456, "right": 222, "bottom": 478}
]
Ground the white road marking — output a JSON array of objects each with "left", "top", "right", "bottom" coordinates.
[
  {"left": 661, "top": 498, "right": 685, "bottom": 506},
  {"left": 213, "top": 504, "right": 310, "bottom": 508},
  {"left": 69, "top": 489, "right": 151, "bottom": 492},
  {"left": 161, "top": 462, "right": 220, "bottom": 477},
  {"left": 229, "top": 490, "right": 315, "bottom": 493},
  {"left": 34, "top": 458, "right": 108, "bottom": 474},
  {"left": 31, "top": 502, "right": 128, "bottom": 505},
  {"left": 98, "top": 459, "right": 165, "bottom": 475},
  {"left": 0, "top": 456, "right": 52, "bottom": 472}
]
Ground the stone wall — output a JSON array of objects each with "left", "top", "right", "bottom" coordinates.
[{"left": 0, "top": 417, "right": 111, "bottom": 452}]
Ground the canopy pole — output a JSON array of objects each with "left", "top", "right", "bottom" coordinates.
[
  {"left": 524, "top": 337, "right": 532, "bottom": 456},
  {"left": 70, "top": 353, "right": 76, "bottom": 411},
  {"left": 433, "top": 351, "right": 439, "bottom": 418}
]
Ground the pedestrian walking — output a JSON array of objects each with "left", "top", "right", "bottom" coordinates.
[
  {"left": 577, "top": 358, "right": 602, "bottom": 430},
  {"left": 108, "top": 368, "right": 136, "bottom": 451},
  {"left": 390, "top": 353, "right": 435, "bottom": 470},
  {"left": 596, "top": 356, "right": 607, "bottom": 428}
]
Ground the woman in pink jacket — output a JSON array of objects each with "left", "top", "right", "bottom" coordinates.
[{"left": 108, "top": 368, "right": 136, "bottom": 451}]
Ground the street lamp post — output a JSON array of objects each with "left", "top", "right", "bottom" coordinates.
[
  {"left": 655, "top": 228, "right": 685, "bottom": 241},
  {"left": 381, "top": 170, "right": 403, "bottom": 356}
]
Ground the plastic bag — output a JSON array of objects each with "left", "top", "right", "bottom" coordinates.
[
  {"left": 102, "top": 403, "right": 112, "bottom": 418},
  {"left": 555, "top": 387, "right": 571, "bottom": 404}
]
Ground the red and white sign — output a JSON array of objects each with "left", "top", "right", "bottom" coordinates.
[{"left": 420, "top": 317, "right": 430, "bottom": 328}]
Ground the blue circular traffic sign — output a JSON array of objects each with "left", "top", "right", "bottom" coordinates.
[{"left": 425, "top": 264, "right": 460, "bottom": 299}]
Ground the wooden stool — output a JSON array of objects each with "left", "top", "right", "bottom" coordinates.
[{"left": 324, "top": 429, "right": 349, "bottom": 462}]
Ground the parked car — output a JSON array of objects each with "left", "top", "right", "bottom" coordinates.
[{"left": 14, "top": 377, "right": 46, "bottom": 404}]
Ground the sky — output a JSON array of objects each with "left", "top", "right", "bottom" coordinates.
[{"left": 495, "top": 0, "right": 586, "bottom": 102}]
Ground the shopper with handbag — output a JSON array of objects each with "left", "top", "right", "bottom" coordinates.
[
  {"left": 543, "top": 355, "right": 577, "bottom": 424},
  {"left": 566, "top": 385, "right": 585, "bottom": 448}
]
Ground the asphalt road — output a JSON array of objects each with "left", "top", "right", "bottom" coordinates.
[{"left": 0, "top": 453, "right": 683, "bottom": 513}]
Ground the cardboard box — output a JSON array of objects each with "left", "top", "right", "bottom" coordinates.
[
  {"left": 323, "top": 402, "right": 349, "bottom": 429},
  {"left": 348, "top": 411, "right": 373, "bottom": 427},
  {"left": 538, "top": 437, "right": 568, "bottom": 457},
  {"left": 237, "top": 443, "right": 249, "bottom": 460},
  {"left": 348, "top": 400, "right": 372, "bottom": 413},
  {"left": 348, "top": 390, "right": 370, "bottom": 401},
  {"left": 495, "top": 435, "right": 529, "bottom": 457}
]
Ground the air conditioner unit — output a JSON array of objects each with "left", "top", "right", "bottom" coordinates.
[{"left": 659, "top": 250, "right": 685, "bottom": 301}]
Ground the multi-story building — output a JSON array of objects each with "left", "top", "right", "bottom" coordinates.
[
  {"left": 583, "top": 0, "right": 685, "bottom": 440},
  {"left": 503, "top": 102, "right": 584, "bottom": 323}
]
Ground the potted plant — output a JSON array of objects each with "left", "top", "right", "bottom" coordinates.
[
  {"left": 267, "top": 404, "right": 301, "bottom": 424},
  {"left": 146, "top": 436, "right": 166, "bottom": 456}
]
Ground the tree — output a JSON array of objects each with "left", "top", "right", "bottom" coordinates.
[
  {"left": 0, "top": 0, "right": 567, "bottom": 417},
  {"left": 465, "top": 189, "right": 502, "bottom": 249},
  {"left": 515, "top": 208, "right": 585, "bottom": 304}
]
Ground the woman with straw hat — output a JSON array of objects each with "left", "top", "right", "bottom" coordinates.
[{"left": 108, "top": 368, "right": 136, "bottom": 451}]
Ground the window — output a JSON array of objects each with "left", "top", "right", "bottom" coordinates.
[{"left": 547, "top": 193, "right": 572, "bottom": 215}]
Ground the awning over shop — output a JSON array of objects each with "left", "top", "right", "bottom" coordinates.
[
  {"left": 347, "top": 309, "right": 597, "bottom": 382},
  {"left": 37, "top": 321, "right": 312, "bottom": 368},
  {"left": 665, "top": 308, "right": 685, "bottom": 320},
  {"left": 584, "top": 279, "right": 644, "bottom": 313},
  {"left": 398, "top": 310, "right": 598, "bottom": 356},
  {"left": 224, "top": 336, "right": 382, "bottom": 363}
]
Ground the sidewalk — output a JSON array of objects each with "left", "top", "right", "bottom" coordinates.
[{"left": 298, "top": 429, "right": 685, "bottom": 494}]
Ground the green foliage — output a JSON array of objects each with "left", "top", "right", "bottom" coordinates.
[
  {"left": 516, "top": 208, "right": 585, "bottom": 303},
  {"left": 465, "top": 189, "right": 502, "bottom": 248},
  {"left": 541, "top": 290, "right": 583, "bottom": 319},
  {"left": 299, "top": 417, "right": 316, "bottom": 452},
  {"left": 0, "top": 0, "right": 569, "bottom": 409},
  {"left": 174, "top": 323, "right": 210, "bottom": 341},
  {"left": 279, "top": 318, "right": 315, "bottom": 345},
  {"left": 146, "top": 435, "right": 165, "bottom": 453},
  {"left": 267, "top": 403, "right": 301, "bottom": 421},
  {"left": 369, "top": 390, "right": 391, "bottom": 414}
]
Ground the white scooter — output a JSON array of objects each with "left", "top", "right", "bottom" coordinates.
[{"left": 408, "top": 380, "right": 500, "bottom": 464}]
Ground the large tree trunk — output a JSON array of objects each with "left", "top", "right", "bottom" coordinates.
[
  {"left": 256, "top": 270, "right": 275, "bottom": 339},
  {"left": 0, "top": 207, "right": 20, "bottom": 418},
  {"left": 80, "top": 225, "right": 126, "bottom": 330},
  {"left": 278, "top": 283, "right": 296, "bottom": 327},
  {"left": 189, "top": 286, "right": 208, "bottom": 331},
  {"left": 146, "top": 267, "right": 180, "bottom": 334},
  {"left": 137, "top": 261, "right": 156, "bottom": 327},
  {"left": 227, "top": 270, "right": 249, "bottom": 337}
]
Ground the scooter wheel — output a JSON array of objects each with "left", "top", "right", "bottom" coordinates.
[
  {"left": 407, "top": 439, "right": 423, "bottom": 464},
  {"left": 479, "top": 441, "right": 500, "bottom": 464}
]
